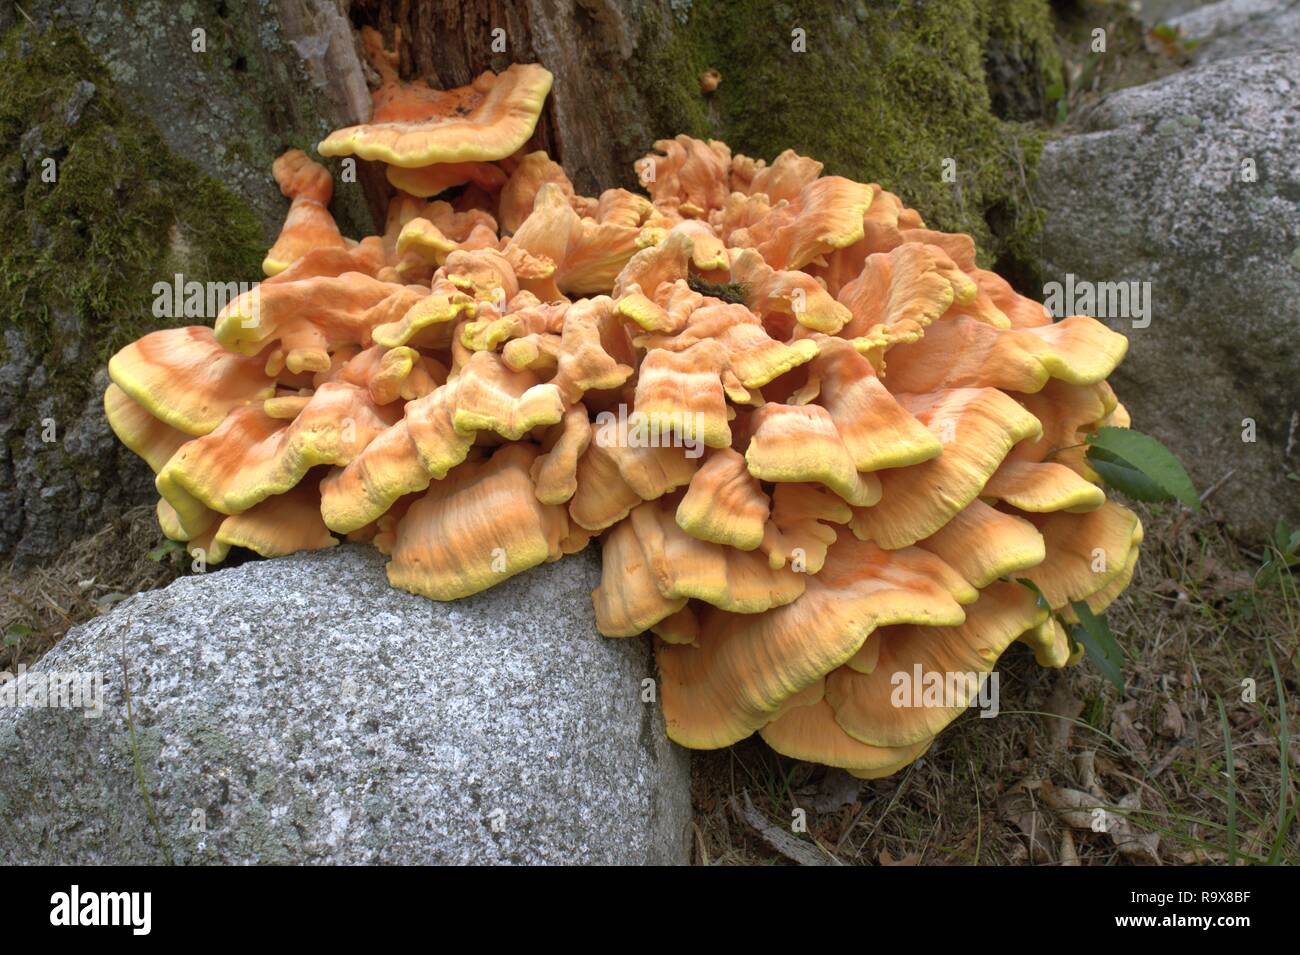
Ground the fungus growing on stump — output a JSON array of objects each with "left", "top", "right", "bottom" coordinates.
[
  {"left": 105, "top": 44, "right": 1142, "bottom": 777},
  {"left": 262, "top": 150, "right": 348, "bottom": 276}
]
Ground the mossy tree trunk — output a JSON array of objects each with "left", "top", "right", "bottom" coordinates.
[
  {"left": 0, "top": 0, "right": 378, "bottom": 563},
  {"left": 348, "top": 0, "right": 1061, "bottom": 266}
]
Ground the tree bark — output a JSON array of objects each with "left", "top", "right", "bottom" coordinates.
[{"left": 348, "top": 0, "right": 669, "bottom": 196}]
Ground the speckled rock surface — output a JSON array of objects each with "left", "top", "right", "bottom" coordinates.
[
  {"left": 1135, "top": 0, "right": 1221, "bottom": 24},
  {"left": 0, "top": 546, "right": 692, "bottom": 864},
  {"left": 1036, "top": 50, "right": 1300, "bottom": 539},
  {"left": 1171, "top": 0, "right": 1300, "bottom": 64}
]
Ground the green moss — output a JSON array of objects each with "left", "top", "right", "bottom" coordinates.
[
  {"left": 0, "top": 23, "right": 265, "bottom": 388},
  {"left": 687, "top": 275, "right": 747, "bottom": 304},
  {"left": 622, "top": 0, "right": 1059, "bottom": 270},
  {"left": 986, "top": 0, "right": 1064, "bottom": 120}
]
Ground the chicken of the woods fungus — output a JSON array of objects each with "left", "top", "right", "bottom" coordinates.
[{"left": 106, "top": 35, "right": 1139, "bottom": 777}]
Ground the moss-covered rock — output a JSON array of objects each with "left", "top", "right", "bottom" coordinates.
[
  {"left": 17, "top": 0, "right": 375, "bottom": 240},
  {"left": 0, "top": 4, "right": 365, "bottom": 563},
  {"left": 640, "top": 0, "right": 1056, "bottom": 263},
  {"left": 0, "top": 24, "right": 264, "bottom": 562},
  {"left": 0, "top": 25, "right": 266, "bottom": 361},
  {"left": 986, "top": 0, "right": 1065, "bottom": 120}
]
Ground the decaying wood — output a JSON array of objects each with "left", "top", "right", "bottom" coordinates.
[{"left": 348, "top": 0, "right": 684, "bottom": 195}]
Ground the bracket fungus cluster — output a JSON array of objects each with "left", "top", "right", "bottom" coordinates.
[{"left": 106, "top": 34, "right": 1139, "bottom": 777}]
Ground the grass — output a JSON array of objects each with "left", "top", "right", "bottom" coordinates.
[
  {"left": 0, "top": 504, "right": 179, "bottom": 673},
  {"left": 691, "top": 502, "right": 1299, "bottom": 865}
]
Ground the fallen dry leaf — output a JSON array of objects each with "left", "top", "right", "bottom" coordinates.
[
  {"left": 1075, "top": 750, "right": 1101, "bottom": 793},
  {"left": 1041, "top": 780, "right": 1161, "bottom": 863},
  {"left": 1159, "top": 700, "right": 1186, "bottom": 738},
  {"left": 1112, "top": 791, "right": 1161, "bottom": 864},
  {"left": 1111, "top": 700, "right": 1150, "bottom": 763},
  {"left": 797, "top": 768, "right": 863, "bottom": 813},
  {"left": 998, "top": 789, "right": 1055, "bottom": 864},
  {"left": 1040, "top": 780, "right": 1102, "bottom": 830},
  {"left": 1046, "top": 682, "right": 1084, "bottom": 752},
  {"left": 1193, "top": 556, "right": 1254, "bottom": 594},
  {"left": 1060, "top": 829, "right": 1080, "bottom": 866},
  {"left": 1148, "top": 735, "right": 1193, "bottom": 778}
]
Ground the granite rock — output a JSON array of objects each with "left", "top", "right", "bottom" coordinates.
[
  {"left": 1171, "top": 0, "right": 1300, "bottom": 64},
  {"left": 1036, "top": 51, "right": 1300, "bottom": 538},
  {"left": 0, "top": 545, "right": 693, "bottom": 865}
]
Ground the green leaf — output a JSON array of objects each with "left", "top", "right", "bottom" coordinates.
[
  {"left": 1069, "top": 601, "right": 1126, "bottom": 690},
  {"left": 147, "top": 539, "right": 183, "bottom": 562},
  {"left": 4, "top": 622, "right": 33, "bottom": 647},
  {"left": 1218, "top": 696, "right": 1238, "bottom": 865},
  {"left": 1267, "top": 647, "right": 1291, "bottom": 849},
  {"left": 1272, "top": 519, "right": 1289, "bottom": 552},
  {"left": 1086, "top": 427, "right": 1199, "bottom": 509},
  {"left": 1273, "top": 519, "right": 1300, "bottom": 557},
  {"left": 1015, "top": 577, "right": 1051, "bottom": 613},
  {"left": 1087, "top": 451, "right": 1170, "bottom": 503}
]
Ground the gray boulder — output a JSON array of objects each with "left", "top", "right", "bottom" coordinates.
[
  {"left": 0, "top": 546, "right": 692, "bottom": 865},
  {"left": 1036, "top": 50, "right": 1299, "bottom": 539},
  {"left": 1136, "top": 1, "right": 1221, "bottom": 24},
  {"left": 1171, "top": 0, "right": 1300, "bottom": 64}
]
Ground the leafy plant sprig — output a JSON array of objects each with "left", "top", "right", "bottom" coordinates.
[{"left": 1017, "top": 429, "right": 1197, "bottom": 687}]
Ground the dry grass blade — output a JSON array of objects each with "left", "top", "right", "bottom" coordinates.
[{"left": 1, "top": 505, "right": 179, "bottom": 671}]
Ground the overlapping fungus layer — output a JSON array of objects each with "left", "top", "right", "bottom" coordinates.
[{"left": 106, "top": 34, "right": 1139, "bottom": 776}]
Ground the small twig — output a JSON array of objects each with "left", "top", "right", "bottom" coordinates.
[
  {"left": 691, "top": 821, "right": 710, "bottom": 866},
  {"left": 731, "top": 791, "right": 836, "bottom": 866},
  {"left": 835, "top": 800, "right": 871, "bottom": 851},
  {"left": 1198, "top": 468, "right": 1236, "bottom": 505}
]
